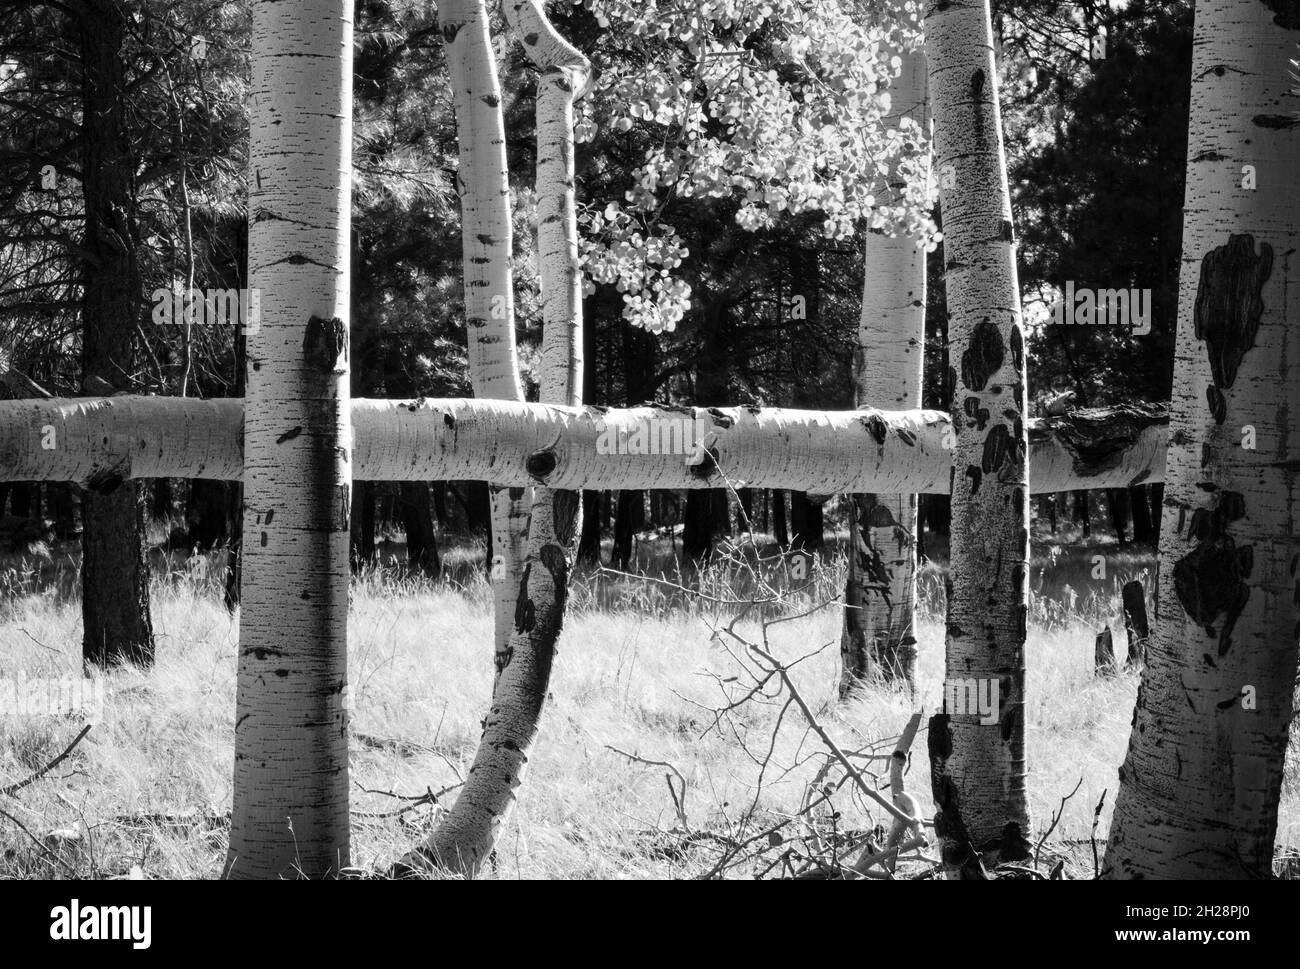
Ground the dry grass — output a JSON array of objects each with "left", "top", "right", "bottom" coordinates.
[{"left": 0, "top": 540, "right": 1297, "bottom": 879}]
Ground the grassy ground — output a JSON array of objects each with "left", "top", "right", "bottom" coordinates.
[{"left": 0, "top": 529, "right": 1297, "bottom": 879}]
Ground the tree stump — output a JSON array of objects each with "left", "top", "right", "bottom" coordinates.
[
  {"left": 1095, "top": 626, "right": 1116, "bottom": 676},
  {"left": 1121, "top": 580, "right": 1149, "bottom": 668}
]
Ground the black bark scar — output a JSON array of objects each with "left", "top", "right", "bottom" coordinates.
[
  {"left": 1173, "top": 490, "right": 1251, "bottom": 657},
  {"left": 304, "top": 315, "right": 348, "bottom": 373},
  {"left": 961, "top": 318, "right": 1004, "bottom": 391},
  {"left": 1193, "top": 234, "right": 1272, "bottom": 424}
]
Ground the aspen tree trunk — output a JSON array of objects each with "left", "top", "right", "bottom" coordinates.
[
  {"left": 1104, "top": 0, "right": 1300, "bottom": 879},
  {"left": 225, "top": 0, "right": 354, "bottom": 879},
  {"left": 0, "top": 398, "right": 1166, "bottom": 493},
  {"left": 441, "top": 0, "right": 530, "bottom": 660},
  {"left": 841, "top": 47, "right": 929, "bottom": 695},
  {"left": 402, "top": 0, "right": 590, "bottom": 873},
  {"left": 76, "top": 0, "right": 154, "bottom": 668},
  {"left": 926, "top": 0, "right": 1031, "bottom": 870}
]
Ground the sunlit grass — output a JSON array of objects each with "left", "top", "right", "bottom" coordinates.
[{"left": 0, "top": 538, "right": 1296, "bottom": 878}]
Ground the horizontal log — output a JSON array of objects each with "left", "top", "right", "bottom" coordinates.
[{"left": 0, "top": 396, "right": 1166, "bottom": 494}]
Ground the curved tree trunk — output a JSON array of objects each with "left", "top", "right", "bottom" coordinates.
[
  {"left": 1104, "top": 0, "right": 1300, "bottom": 880},
  {"left": 401, "top": 0, "right": 589, "bottom": 874},
  {"left": 225, "top": 0, "right": 354, "bottom": 879},
  {"left": 441, "top": 0, "right": 531, "bottom": 661},
  {"left": 77, "top": 0, "right": 153, "bottom": 669},
  {"left": 841, "top": 47, "right": 928, "bottom": 695},
  {"left": 926, "top": 0, "right": 1031, "bottom": 871}
]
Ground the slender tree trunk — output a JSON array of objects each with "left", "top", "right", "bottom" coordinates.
[
  {"left": 1104, "top": 0, "right": 1300, "bottom": 879},
  {"left": 432, "top": 481, "right": 448, "bottom": 525},
  {"left": 1106, "top": 488, "right": 1130, "bottom": 546},
  {"left": 441, "top": 0, "right": 530, "bottom": 660},
  {"left": 926, "top": 0, "right": 1031, "bottom": 870},
  {"left": 577, "top": 491, "right": 601, "bottom": 565},
  {"left": 151, "top": 478, "right": 172, "bottom": 521},
  {"left": 1041, "top": 494, "right": 1057, "bottom": 534},
  {"left": 226, "top": 0, "right": 354, "bottom": 879},
  {"left": 737, "top": 487, "right": 754, "bottom": 531},
  {"left": 842, "top": 48, "right": 928, "bottom": 694},
  {"left": 612, "top": 490, "right": 641, "bottom": 569},
  {"left": 403, "top": 0, "right": 588, "bottom": 873},
  {"left": 712, "top": 490, "right": 730, "bottom": 538},
  {"left": 1074, "top": 490, "right": 1091, "bottom": 537},
  {"left": 683, "top": 490, "right": 714, "bottom": 562},
  {"left": 772, "top": 489, "right": 789, "bottom": 547},
  {"left": 225, "top": 317, "right": 248, "bottom": 611},
  {"left": 51, "top": 482, "right": 78, "bottom": 539},
  {"left": 350, "top": 480, "right": 376, "bottom": 571},
  {"left": 1128, "top": 484, "right": 1155, "bottom": 544},
  {"left": 577, "top": 300, "right": 601, "bottom": 567},
  {"left": 789, "top": 492, "right": 823, "bottom": 552},
  {"left": 77, "top": 0, "right": 153, "bottom": 668},
  {"left": 398, "top": 481, "right": 440, "bottom": 577},
  {"left": 350, "top": 230, "right": 380, "bottom": 574}
]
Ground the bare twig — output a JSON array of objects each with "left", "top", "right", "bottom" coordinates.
[
  {"left": 1, "top": 724, "right": 92, "bottom": 798},
  {"left": 18, "top": 627, "right": 57, "bottom": 653},
  {"left": 1090, "top": 789, "right": 1108, "bottom": 879},
  {"left": 606, "top": 745, "right": 690, "bottom": 830},
  {"left": 1034, "top": 777, "right": 1083, "bottom": 868},
  {"left": 742, "top": 637, "right": 917, "bottom": 828},
  {"left": 352, "top": 782, "right": 462, "bottom": 819},
  {"left": 0, "top": 806, "right": 76, "bottom": 873}
]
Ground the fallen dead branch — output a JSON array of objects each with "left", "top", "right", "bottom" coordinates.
[{"left": 0, "top": 724, "right": 92, "bottom": 799}]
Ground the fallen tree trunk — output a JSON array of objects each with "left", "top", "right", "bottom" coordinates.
[{"left": 0, "top": 397, "right": 1167, "bottom": 494}]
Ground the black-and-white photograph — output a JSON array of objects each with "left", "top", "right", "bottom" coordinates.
[{"left": 0, "top": 0, "right": 1293, "bottom": 930}]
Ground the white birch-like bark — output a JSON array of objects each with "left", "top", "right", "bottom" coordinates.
[
  {"left": 401, "top": 0, "right": 593, "bottom": 873},
  {"left": 442, "top": 0, "right": 530, "bottom": 658},
  {"left": 503, "top": 0, "right": 589, "bottom": 406},
  {"left": 1104, "top": 0, "right": 1300, "bottom": 880},
  {"left": 226, "top": 0, "right": 353, "bottom": 879},
  {"left": 0, "top": 397, "right": 1166, "bottom": 494},
  {"left": 926, "top": 0, "right": 1031, "bottom": 870},
  {"left": 842, "top": 47, "right": 930, "bottom": 694}
]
